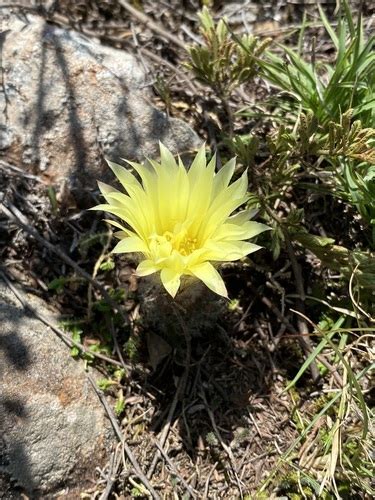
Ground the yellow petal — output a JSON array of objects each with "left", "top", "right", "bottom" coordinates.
[
  {"left": 169, "top": 162, "right": 189, "bottom": 225},
  {"left": 107, "top": 160, "right": 143, "bottom": 197},
  {"left": 187, "top": 153, "right": 216, "bottom": 233},
  {"left": 97, "top": 181, "right": 121, "bottom": 204},
  {"left": 107, "top": 165, "right": 155, "bottom": 231},
  {"left": 160, "top": 268, "right": 181, "bottom": 298},
  {"left": 126, "top": 160, "right": 162, "bottom": 231},
  {"left": 228, "top": 208, "right": 258, "bottom": 224},
  {"left": 187, "top": 144, "right": 206, "bottom": 182},
  {"left": 198, "top": 195, "right": 249, "bottom": 242},
  {"left": 151, "top": 148, "right": 184, "bottom": 232},
  {"left": 136, "top": 260, "right": 158, "bottom": 276},
  {"left": 199, "top": 170, "right": 249, "bottom": 240},
  {"left": 92, "top": 203, "right": 148, "bottom": 241},
  {"left": 212, "top": 221, "right": 271, "bottom": 241},
  {"left": 190, "top": 262, "right": 227, "bottom": 297},
  {"left": 212, "top": 157, "right": 235, "bottom": 198},
  {"left": 103, "top": 219, "right": 128, "bottom": 231},
  {"left": 113, "top": 231, "right": 128, "bottom": 239},
  {"left": 112, "top": 236, "right": 149, "bottom": 254},
  {"left": 126, "top": 160, "right": 157, "bottom": 195},
  {"left": 105, "top": 192, "right": 154, "bottom": 236},
  {"left": 204, "top": 240, "right": 262, "bottom": 261},
  {"left": 159, "top": 142, "right": 178, "bottom": 173}
]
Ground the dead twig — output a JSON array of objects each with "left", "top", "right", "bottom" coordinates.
[
  {"left": 117, "top": 0, "right": 186, "bottom": 51},
  {"left": 252, "top": 287, "right": 343, "bottom": 387},
  {"left": 203, "top": 462, "right": 218, "bottom": 500},
  {"left": 139, "top": 46, "right": 199, "bottom": 94},
  {"left": 260, "top": 198, "right": 320, "bottom": 381},
  {"left": 0, "top": 30, "right": 11, "bottom": 122},
  {"left": 0, "top": 4, "right": 41, "bottom": 11},
  {"left": 285, "top": 236, "right": 320, "bottom": 381},
  {"left": 87, "top": 226, "right": 112, "bottom": 320},
  {"left": 98, "top": 447, "right": 122, "bottom": 500},
  {"left": 153, "top": 440, "right": 198, "bottom": 499},
  {"left": 0, "top": 160, "right": 44, "bottom": 181},
  {"left": 0, "top": 268, "right": 127, "bottom": 368},
  {"left": 146, "top": 375, "right": 184, "bottom": 479},
  {"left": 87, "top": 374, "right": 160, "bottom": 500},
  {"left": 108, "top": 316, "right": 130, "bottom": 373},
  {"left": 200, "top": 389, "right": 244, "bottom": 498},
  {"left": 0, "top": 200, "right": 129, "bottom": 326}
]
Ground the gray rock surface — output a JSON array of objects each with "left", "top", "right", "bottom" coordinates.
[
  {"left": 0, "top": 278, "right": 115, "bottom": 497},
  {"left": 0, "top": 12, "right": 200, "bottom": 192}
]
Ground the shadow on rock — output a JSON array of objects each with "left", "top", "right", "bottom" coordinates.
[{"left": 0, "top": 303, "right": 35, "bottom": 495}]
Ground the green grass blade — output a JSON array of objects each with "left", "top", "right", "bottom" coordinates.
[{"left": 318, "top": 3, "right": 339, "bottom": 49}]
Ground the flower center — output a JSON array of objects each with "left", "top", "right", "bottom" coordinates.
[
  {"left": 152, "top": 226, "right": 198, "bottom": 257},
  {"left": 164, "top": 229, "right": 197, "bottom": 256},
  {"left": 178, "top": 234, "right": 197, "bottom": 256}
]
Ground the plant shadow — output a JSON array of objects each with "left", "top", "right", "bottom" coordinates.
[{"left": 136, "top": 285, "right": 297, "bottom": 487}]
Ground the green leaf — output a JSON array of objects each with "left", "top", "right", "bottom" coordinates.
[
  {"left": 70, "top": 326, "right": 83, "bottom": 358},
  {"left": 48, "top": 277, "right": 67, "bottom": 292},
  {"left": 318, "top": 3, "right": 339, "bottom": 49},
  {"left": 114, "top": 397, "right": 126, "bottom": 417},
  {"left": 99, "top": 259, "right": 115, "bottom": 271},
  {"left": 97, "top": 378, "right": 113, "bottom": 391},
  {"left": 293, "top": 232, "right": 335, "bottom": 248}
]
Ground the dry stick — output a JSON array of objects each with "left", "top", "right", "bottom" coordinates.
[
  {"left": 117, "top": 0, "right": 187, "bottom": 51},
  {"left": 253, "top": 288, "right": 343, "bottom": 387},
  {"left": 0, "top": 269, "right": 125, "bottom": 368},
  {"left": 0, "top": 201, "right": 129, "bottom": 326},
  {"left": 0, "top": 160, "right": 44, "bottom": 182},
  {"left": 108, "top": 317, "right": 130, "bottom": 372},
  {"left": 98, "top": 449, "right": 122, "bottom": 500},
  {"left": 200, "top": 390, "right": 244, "bottom": 498},
  {"left": 146, "top": 375, "right": 184, "bottom": 479},
  {"left": 284, "top": 236, "right": 320, "bottom": 381},
  {"left": 349, "top": 264, "right": 375, "bottom": 322},
  {"left": 87, "top": 374, "right": 160, "bottom": 500},
  {"left": 0, "top": 3, "right": 40, "bottom": 10},
  {"left": 153, "top": 441, "right": 198, "bottom": 499},
  {"left": 260, "top": 199, "right": 320, "bottom": 381},
  {"left": 138, "top": 47, "right": 199, "bottom": 94},
  {"left": 203, "top": 462, "right": 218, "bottom": 500}
]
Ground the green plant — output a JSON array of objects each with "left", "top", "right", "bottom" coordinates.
[
  {"left": 188, "top": 7, "right": 271, "bottom": 97},
  {"left": 258, "top": 0, "right": 374, "bottom": 126},
  {"left": 258, "top": 317, "right": 374, "bottom": 498},
  {"left": 260, "top": 109, "right": 375, "bottom": 249},
  {"left": 225, "top": 134, "right": 259, "bottom": 168},
  {"left": 114, "top": 390, "right": 126, "bottom": 416},
  {"left": 187, "top": 7, "right": 270, "bottom": 135}
]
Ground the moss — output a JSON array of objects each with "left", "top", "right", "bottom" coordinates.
[{"left": 278, "top": 472, "right": 315, "bottom": 499}]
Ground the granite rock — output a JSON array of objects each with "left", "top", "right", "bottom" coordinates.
[
  {"left": 0, "top": 12, "right": 200, "bottom": 193},
  {"left": 0, "top": 278, "right": 115, "bottom": 496}
]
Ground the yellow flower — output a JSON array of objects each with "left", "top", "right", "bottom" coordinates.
[{"left": 92, "top": 144, "right": 270, "bottom": 298}]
